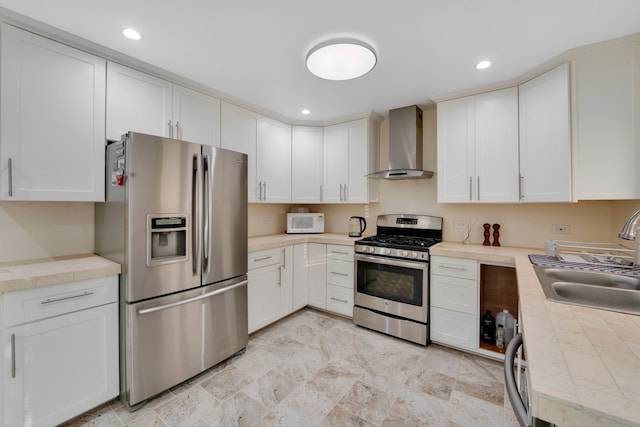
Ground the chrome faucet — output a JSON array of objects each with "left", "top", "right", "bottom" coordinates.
[{"left": 619, "top": 209, "right": 640, "bottom": 265}]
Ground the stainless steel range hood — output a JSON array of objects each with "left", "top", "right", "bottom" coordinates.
[{"left": 368, "top": 105, "right": 434, "bottom": 180}]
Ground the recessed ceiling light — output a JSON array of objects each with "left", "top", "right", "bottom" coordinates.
[
  {"left": 476, "top": 60, "right": 491, "bottom": 70},
  {"left": 306, "top": 39, "right": 377, "bottom": 81},
  {"left": 123, "top": 28, "right": 141, "bottom": 40},
  {"left": 301, "top": 109, "right": 311, "bottom": 115}
]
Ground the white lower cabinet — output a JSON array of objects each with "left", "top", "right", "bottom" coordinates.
[
  {"left": 430, "top": 256, "right": 479, "bottom": 351},
  {"left": 308, "top": 243, "right": 327, "bottom": 309},
  {"left": 248, "top": 248, "right": 282, "bottom": 333},
  {"left": 325, "top": 245, "right": 355, "bottom": 317},
  {"left": 1, "top": 276, "right": 119, "bottom": 427},
  {"left": 292, "top": 244, "right": 310, "bottom": 310}
]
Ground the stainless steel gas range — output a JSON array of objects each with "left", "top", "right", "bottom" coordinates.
[{"left": 353, "top": 214, "right": 443, "bottom": 345}]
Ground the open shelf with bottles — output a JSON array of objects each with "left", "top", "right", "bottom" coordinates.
[{"left": 479, "top": 264, "right": 519, "bottom": 354}]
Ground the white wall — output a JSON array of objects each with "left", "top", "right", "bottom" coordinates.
[{"left": 0, "top": 201, "right": 94, "bottom": 263}]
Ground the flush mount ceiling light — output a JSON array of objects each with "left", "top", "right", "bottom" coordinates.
[
  {"left": 476, "top": 60, "right": 492, "bottom": 70},
  {"left": 301, "top": 109, "right": 311, "bottom": 115},
  {"left": 123, "top": 28, "right": 141, "bottom": 40},
  {"left": 306, "top": 39, "right": 377, "bottom": 80}
]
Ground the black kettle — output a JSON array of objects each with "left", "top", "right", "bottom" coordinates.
[{"left": 349, "top": 216, "right": 367, "bottom": 237}]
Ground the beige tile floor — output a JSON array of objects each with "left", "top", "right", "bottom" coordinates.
[{"left": 62, "top": 308, "right": 520, "bottom": 427}]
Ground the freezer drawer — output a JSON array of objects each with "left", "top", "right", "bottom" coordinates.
[{"left": 124, "top": 276, "right": 248, "bottom": 406}]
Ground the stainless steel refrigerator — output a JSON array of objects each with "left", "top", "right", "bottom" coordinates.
[{"left": 95, "top": 132, "right": 248, "bottom": 408}]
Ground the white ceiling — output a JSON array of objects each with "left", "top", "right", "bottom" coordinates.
[{"left": 1, "top": 0, "right": 640, "bottom": 123}]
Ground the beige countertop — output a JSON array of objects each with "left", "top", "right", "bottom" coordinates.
[
  {"left": 248, "top": 233, "right": 359, "bottom": 252},
  {"left": 432, "top": 242, "right": 640, "bottom": 427},
  {"left": 0, "top": 254, "right": 121, "bottom": 293}
]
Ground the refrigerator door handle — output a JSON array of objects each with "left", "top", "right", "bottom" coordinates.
[
  {"left": 203, "top": 154, "right": 213, "bottom": 274},
  {"left": 136, "top": 280, "right": 248, "bottom": 315},
  {"left": 193, "top": 154, "right": 203, "bottom": 275}
]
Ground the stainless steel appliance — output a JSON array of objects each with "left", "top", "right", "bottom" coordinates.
[
  {"left": 353, "top": 214, "right": 443, "bottom": 345},
  {"left": 349, "top": 216, "right": 367, "bottom": 237},
  {"left": 504, "top": 334, "right": 554, "bottom": 427},
  {"left": 95, "top": 132, "right": 248, "bottom": 408}
]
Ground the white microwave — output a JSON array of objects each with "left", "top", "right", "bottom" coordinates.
[{"left": 287, "top": 213, "right": 324, "bottom": 234}]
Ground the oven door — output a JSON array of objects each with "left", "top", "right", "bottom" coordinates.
[{"left": 354, "top": 253, "right": 428, "bottom": 323}]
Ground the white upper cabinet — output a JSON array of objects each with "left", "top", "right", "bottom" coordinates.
[
  {"left": 0, "top": 24, "right": 106, "bottom": 202},
  {"left": 220, "top": 101, "right": 291, "bottom": 203},
  {"left": 107, "top": 62, "right": 221, "bottom": 146},
  {"left": 519, "top": 63, "right": 572, "bottom": 202},
  {"left": 172, "top": 85, "right": 221, "bottom": 147},
  {"left": 437, "top": 88, "right": 519, "bottom": 203},
  {"left": 571, "top": 39, "right": 640, "bottom": 200},
  {"left": 258, "top": 118, "right": 291, "bottom": 203},
  {"left": 292, "top": 126, "right": 324, "bottom": 203},
  {"left": 106, "top": 62, "right": 172, "bottom": 141},
  {"left": 324, "top": 118, "right": 378, "bottom": 203}
]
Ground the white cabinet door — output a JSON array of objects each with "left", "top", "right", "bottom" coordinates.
[
  {"left": 430, "top": 306, "right": 477, "bottom": 351},
  {"left": 247, "top": 263, "right": 281, "bottom": 333},
  {"left": 293, "top": 243, "right": 309, "bottom": 310},
  {"left": 474, "top": 88, "right": 519, "bottom": 202},
  {"left": 437, "top": 96, "right": 475, "bottom": 202},
  {"left": 221, "top": 102, "right": 259, "bottom": 202},
  {"left": 324, "top": 124, "right": 349, "bottom": 203},
  {"left": 106, "top": 62, "right": 172, "bottom": 141},
  {"left": 280, "top": 245, "right": 294, "bottom": 316},
  {"left": 0, "top": 23, "right": 106, "bottom": 201},
  {"left": 519, "top": 63, "right": 572, "bottom": 202},
  {"left": 346, "top": 119, "right": 369, "bottom": 203},
  {"left": 307, "top": 243, "right": 327, "bottom": 309},
  {"left": 437, "top": 88, "right": 519, "bottom": 203},
  {"left": 258, "top": 118, "right": 291, "bottom": 203},
  {"left": 2, "top": 303, "right": 118, "bottom": 427},
  {"left": 292, "top": 127, "right": 324, "bottom": 203},
  {"left": 172, "top": 85, "right": 221, "bottom": 147},
  {"left": 572, "top": 43, "right": 640, "bottom": 200}
]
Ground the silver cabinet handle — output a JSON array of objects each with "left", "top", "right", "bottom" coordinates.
[
  {"left": 330, "top": 250, "right": 349, "bottom": 255},
  {"left": 281, "top": 248, "right": 286, "bottom": 269},
  {"left": 344, "top": 184, "right": 348, "bottom": 202},
  {"left": 138, "top": 280, "right": 248, "bottom": 315},
  {"left": 437, "top": 263, "right": 468, "bottom": 271},
  {"left": 8, "top": 158, "right": 13, "bottom": 197},
  {"left": 477, "top": 176, "right": 480, "bottom": 201},
  {"left": 330, "top": 297, "right": 349, "bottom": 304},
  {"left": 168, "top": 120, "right": 173, "bottom": 138},
  {"left": 41, "top": 291, "right": 93, "bottom": 305},
  {"left": 519, "top": 174, "right": 524, "bottom": 200},
  {"left": 253, "top": 255, "right": 273, "bottom": 262},
  {"left": 263, "top": 182, "right": 267, "bottom": 201},
  {"left": 469, "top": 176, "right": 472, "bottom": 201},
  {"left": 339, "top": 184, "right": 343, "bottom": 202},
  {"left": 175, "top": 121, "right": 180, "bottom": 140},
  {"left": 257, "top": 181, "right": 262, "bottom": 200},
  {"left": 330, "top": 271, "right": 349, "bottom": 277},
  {"left": 10, "top": 334, "right": 16, "bottom": 378}
]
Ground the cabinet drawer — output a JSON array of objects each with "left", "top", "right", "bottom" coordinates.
[
  {"left": 326, "top": 244, "right": 354, "bottom": 261},
  {"left": 431, "top": 275, "right": 478, "bottom": 315},
  {"left": 248, "top": 248, "right": 281, "bottom": 270},
  {"left": 431, "top": 256, "right": 478, "bottom": 280},
  {"left": 326, "top": 260, "right": 353, "bottom": 289},
  {"left": 430, "top": 306, "right": 477, "bottom": 350},
  {"left": 327, "top": 284, "right": 353, "bottom": 317},
  {"left": 2, "top": 276, "right": 118, "bottom": 328}
]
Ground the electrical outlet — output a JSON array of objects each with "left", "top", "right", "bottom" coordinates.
[
  {"left": 453, "top": 220, "right": 467, "bottom": 229},
  {"left": 551, "top": 224, "right": 571, "bottom": 234}
]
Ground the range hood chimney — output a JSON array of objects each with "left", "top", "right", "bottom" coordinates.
[{"left": 368, "top": 105, "right": 434, "bottom": 179}]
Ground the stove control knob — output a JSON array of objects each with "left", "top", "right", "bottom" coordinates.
[
  {"left": 402, "top": 251, "right": 409, "bottom": 257},
  {"left": 385, "top": 249, "right": 391, "bottom": 255},
  {"left": 413, "top": 252, "right": 419, "bottom": 259},
  {"left": 368, "top": 247, "right": 375, "bottom": 253}
]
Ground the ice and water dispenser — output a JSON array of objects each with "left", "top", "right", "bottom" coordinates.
[{"left": 147, "top": 214, "right": 188, "bottom": 266}]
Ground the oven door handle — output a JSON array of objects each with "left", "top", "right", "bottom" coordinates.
[{"left": 355, "top": 253, "right": 428, "bottom": 270}]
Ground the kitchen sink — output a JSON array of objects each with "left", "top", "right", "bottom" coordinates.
[{"left": 532, "top": 265, "right": 640, "bottom": 315}]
